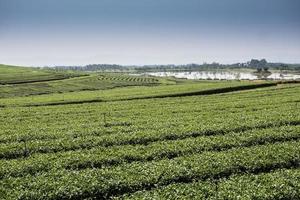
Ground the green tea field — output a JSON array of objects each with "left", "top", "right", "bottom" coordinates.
[{"left": 0, "top": 65, "right": 300, "bottom": 199}]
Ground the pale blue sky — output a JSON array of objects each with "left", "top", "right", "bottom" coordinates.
[{"left": 0, "top": 0, "right": 299, "bottom": 66}]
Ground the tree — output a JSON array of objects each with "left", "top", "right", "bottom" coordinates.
[
  {"left": 249, "top": 59, "right": 260, "bottom": 68},
  {"left": 260, "top": 59, "right": 267, "bottom": 68},
  {"left": 249, "top": 59, "right": 268, "bottom": 72}
]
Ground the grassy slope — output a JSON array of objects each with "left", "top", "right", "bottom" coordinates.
[
  {"left": 0, "top": 64, "right": 80, "bottom": 84},
  {"left": 0, "top": 73, "right": 163, "bottom": 98},
  {"left": 0, "top": 65, "right": 172, "bottom": 98}
]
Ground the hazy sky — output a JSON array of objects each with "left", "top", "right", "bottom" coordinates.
[{"left": 0, "top": 0, "right": 300, "bottom": 66}]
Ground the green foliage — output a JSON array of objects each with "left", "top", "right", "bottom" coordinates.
[
  {"left": 120, "top": 168, "right": 300, "bottom": 199},
  {"left": 1, "top": 141, "right": 300, "bottom": 199},
  {"left": 0, "top": 66, "right": 299, "bottom": 199}
]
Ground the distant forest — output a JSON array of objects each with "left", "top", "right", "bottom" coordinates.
[{"left": 46, "top": 59, "right": 300, "bottom": 72}]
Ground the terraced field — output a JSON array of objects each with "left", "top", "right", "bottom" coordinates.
[
  {"left": 0, "top": 65, "right": 164, "bottom": 98},
  {"left": 0, "top": 66, "right": 299, "bottom": 199}
]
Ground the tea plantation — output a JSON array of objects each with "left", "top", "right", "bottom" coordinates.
[{"left": 0, "top": 65, "right": 299, "bottom": 199}]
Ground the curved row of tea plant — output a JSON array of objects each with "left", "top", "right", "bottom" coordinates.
[
  {"left": 0, "top": 110, "right": 298, "bottom": 160},
  {"left": 118, "top": 168, "right": 300, "bottom": 200},
  {"left": 1, "top": 140, "right": 300, "bottom": 199},
  {"left": 0, "top": 80, "right": 274, "bottom": 107},
  {"left": 0, "top": 125, "right": 299, "bottom": 179},
  {"left": 97, "top": 74, "right": 159, "bottom": 83}
]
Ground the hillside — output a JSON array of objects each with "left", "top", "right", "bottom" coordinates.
[{"left": 0, "top": 64, "right": 81, "bottom": 85}]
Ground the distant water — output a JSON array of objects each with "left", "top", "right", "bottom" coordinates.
[{"left": 139, "top": 71, "right": 300, "bottom": 80}]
